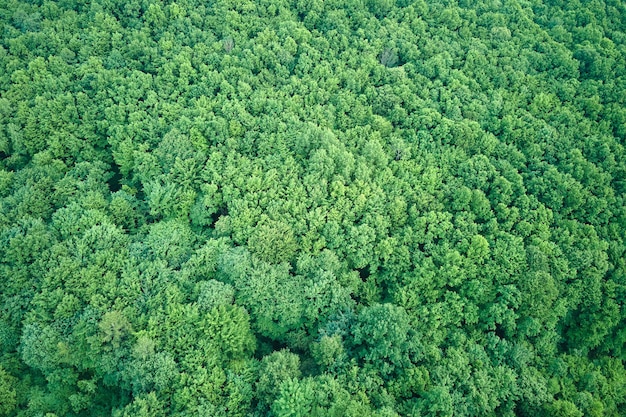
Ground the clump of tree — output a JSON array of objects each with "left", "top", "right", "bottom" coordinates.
[{"left": 379, "top": 47, "right": 399, "bottom": 67}]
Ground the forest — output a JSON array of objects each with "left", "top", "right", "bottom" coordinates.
[{"left": 0, "top": 0, "right": 625, "bottom": 415}]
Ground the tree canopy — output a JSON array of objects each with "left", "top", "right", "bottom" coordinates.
[{"left": 1, "top": 0, "right": 625, "bottom": 416}]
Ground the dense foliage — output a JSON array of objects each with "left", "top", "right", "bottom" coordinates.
[{"left": 1, "top": 0, "right": 625, "bottom": 415}]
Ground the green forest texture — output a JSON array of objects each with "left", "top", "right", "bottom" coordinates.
[{"left": 0, "top": 0, "right": 625, "bottom": 415}]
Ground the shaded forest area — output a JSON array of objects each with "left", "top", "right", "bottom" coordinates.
[{"left": 1, "top": 0, "right": 625, "bottom": 415}]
